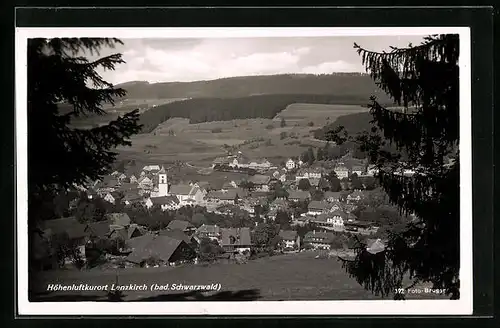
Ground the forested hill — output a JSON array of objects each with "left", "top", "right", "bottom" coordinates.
[
  {"left": 116, "top": 73, "right": 391, "bottom": 102},
  {"left": 138, "top": 94, "right": 383, "bottom": 134}
]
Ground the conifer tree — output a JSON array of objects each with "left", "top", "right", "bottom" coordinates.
[
  {"left": 328, "top": 35, "right": 460, "bottom": 299},
  {"left": 28, "top": 38, "right": 142, "bottom": 222}
]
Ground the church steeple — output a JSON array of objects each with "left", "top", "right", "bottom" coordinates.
[{"left": 158, "top": 166, "right": 168, "bottom": 196}]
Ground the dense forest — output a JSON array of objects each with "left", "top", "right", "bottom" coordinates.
[
  {"left": 116, "top": 73, "right": 392, "bottom": 101},
  {"left": 138, "top": 93, "right": 382, "bottom": 133}
]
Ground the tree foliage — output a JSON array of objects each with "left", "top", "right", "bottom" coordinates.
[
  {"left": 251, "top": 223, "right": 281, "bottom": 254},
  {"left": 326, "top": 171, "right": 342, "bottom": 192},
  {"left": 275, "top": 211, "right": 291, "bottom": 229},
  {"left": 349, "top": 173, "right": 364, "bottom": 190},
  {"left": 28, "top": 38, "right": 142, "bottom": 223},
  {"left": 329, "top": 35, "right": 460, "bottom": 299},
  {"left": 198, "top": 238, "right": 225, "bottom": 263},
  {"left": 48, "top": 232, "right": 85, "bottom": 269},
  {"left": 297, "top": 179, "right": 312, "bottom": 191}
]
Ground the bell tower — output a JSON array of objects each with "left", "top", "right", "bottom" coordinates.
[{"left": 158, "top": 166, "right": 168, "bottom": 196}]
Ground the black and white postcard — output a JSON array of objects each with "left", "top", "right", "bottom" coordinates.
[{"left": 16, "top": 27, "right": 472, "bottom": 315}]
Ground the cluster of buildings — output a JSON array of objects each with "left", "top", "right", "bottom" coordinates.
[
  {"left": 78, "top": 151, "right": 379, "bottom": 214},
  {"left": 52, "top": 152, "right": 386, "bottom": 264},
  {"left": 33, "top": 211, "right": 268, "bottom": 270},
  {"left": 212, "top": 152, "right": 275, "bottom": 171}
]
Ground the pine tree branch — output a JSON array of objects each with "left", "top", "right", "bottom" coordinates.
[{"left": 353, "top": 35, "right": 446, "bottom": 58}]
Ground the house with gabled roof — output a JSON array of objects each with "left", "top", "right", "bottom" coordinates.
[
  {"left": 159, "top": 229, "right": 198, "bottom": 248},
  {"left": 151, "top": 195, "right": 180, "bottom": 211},
  {"left": 295, "top": 168, "right": 324, "bottom": 181},
  {"left": 195, "top": 224, "right": 221, "bottom": 242},
  {"left": 220, "top": 228, "right": 252, "bottom": 254},
  {"left": 41, "top": 217, "right": 87, "bottom": 242},
  {"left": 287, "top": 190, "right": 311, "bottom": 202},
  {"left": 125, "top": 235, "right": 196, "bottom": 266},
  {"left": 248, "top": 158, "right": 272, "bottom": 170},
  {"left": 347, "top": 190, "right": 365, "bottom": 204},
  {"left": 351, "top": 165, "right": 365, "bottom": 176},
  {"left": 166, "top": 220, "right": 196, "bottom": 235},
  {"left": 122, "top": 191, "right": 143, "bottom": 206},
  {"left": 84, "top": 221, "right": 114, "bottom": 240},
  {"left": 212, "top": 157, "right": 231, "bottom": 168},
  {"left": 346, "top": 212, "right": 358, "bottom": 222},
  {"left": 248, "top": 174, "right": 271, "bottom": 192},
  {"left": 127, "top": 224, "right": 147, "bottom": 240},
  {"left": 329, "top": 209, "right": 347, "bottom": 227},
  {"left": 279, "top": 230, "right": 300, "bottom": 250},
  {"left": 334, "top": 165, "right": 350, "bottom": 179},
  {"left": 285, "top": 158, "right": 296, "bottom": 170},
  {"left": 137, "top": 176, "right": 154, "bottom": 190},
  {"left": 169, "top": 184, "right": 205, "bottom": 205},
  {"left": 103, "top": 192, "right": 116, "bottom": 204},
  {"left": 303, "top": 231, "right": 335, "bottom": 250},
  {"left": 40, "top": 217, "right": 88, "bottom": 261},
  {"left": 324, "top": 191, "right": 342, "bottom": 203},
  {"left": 192, "top": 181, "right": 211, "bottom": 192},
  {"left": 344, "top": 221, "right": 377, "bottom": 235},
  {"left": 327, "top": 200, "right": 344, "bottom": 212},
  {"left": 206, "top": 189, "right": 239, "bottom": 205},
  {"left": 128, "top": 174, "right": 138, "bottom": 184},
  {"left": 307, "top": 201, "right": 331, "bottom": 216},
  {"left": 142, "top": 165, "right": 161, "bottom": 172}
]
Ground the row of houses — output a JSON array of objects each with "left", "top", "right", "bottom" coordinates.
[
  {"left": 85, "top": 156, "right": 376, "bottom": 210},
  {"left": 34, "top": 207, "right": 382, "bottom": 271},
  {"left": 33, "top": 215, "right": 256, "bottom": 269},
  {"left": 212, "top": 153, "right": 275, "bottom": 171}
]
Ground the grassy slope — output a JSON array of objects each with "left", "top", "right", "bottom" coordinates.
[
  {"left": 31, "top": 251, "right": 445, "bottom": 302},
  {"left": 116, "top": 103, "right": 369, "bottom": 167}
]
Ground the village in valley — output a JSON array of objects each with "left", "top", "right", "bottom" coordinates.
[
  {"left": 33, "top": 143, "right": 404, "bottom": 275},
  {"left": 25, "top": 31, "right": 462, "bottom": 305}
]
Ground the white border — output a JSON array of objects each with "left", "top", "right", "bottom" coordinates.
[{"left": 15, "top": 27, "right": 472, "bottom": 316}]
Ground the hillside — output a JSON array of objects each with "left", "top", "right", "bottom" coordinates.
[
  {"left": 116, "top": 73, "right": 392, "bottom": 102},
  {"left": 313, "top": 111, "right": 417, "bottom": 161},
  {"left": 138, "top": 94, "right": 383, "bottom": 134},
  {"left": 313, "top": 111, "right": 374, "bottom": 140}
]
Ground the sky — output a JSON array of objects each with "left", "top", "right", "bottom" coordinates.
[{"left": 92, "top": 36, "right": 427, "bottom": 84}]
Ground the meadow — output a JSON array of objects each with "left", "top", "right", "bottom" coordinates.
[
  {"left": 32, "top": 251, "right": 445, "bottom": 302},
  {"left": 115, "top": 103, "right": 370, "bottom": 169}
]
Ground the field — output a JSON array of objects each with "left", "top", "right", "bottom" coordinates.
[
  {"left": 116, "top": 103, "right": 370, "bottom": 169},
  {"left": 274, "top": 103, "right": 369, "bottom": 125},
  {"left": 31, "top": 251, "right": 445, "bottom": 302}
]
